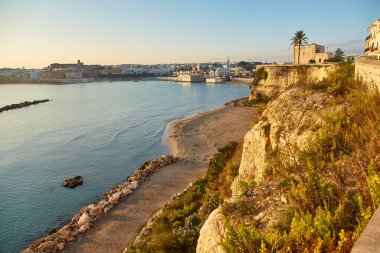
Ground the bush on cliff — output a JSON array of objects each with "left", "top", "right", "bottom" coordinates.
[
  {"left": 223, "top": 62, "right": 380, "bottom": 252},
  {"left": 129, "top": 142, "right": 240, "bottom": 253}
]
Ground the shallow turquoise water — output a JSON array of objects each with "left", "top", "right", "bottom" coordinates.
[{"left": 0, "top": 80, "right": 248, "bottom": 252}]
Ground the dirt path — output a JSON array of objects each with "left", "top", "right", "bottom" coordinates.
[{"left": 63, "top": 105, "right": 258, "bottom": 253}]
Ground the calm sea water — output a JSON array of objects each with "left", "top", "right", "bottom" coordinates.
[{"left": 0, "top": 80, "right": 248, "bottom": 252}]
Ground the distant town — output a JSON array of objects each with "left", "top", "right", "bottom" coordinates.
[{"left": 0, "top": 59, "right": 266, "bottom": 84}]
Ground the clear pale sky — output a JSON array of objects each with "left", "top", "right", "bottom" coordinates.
[{"left": 0, "top": 0, "right": 379, "bottom": 68}]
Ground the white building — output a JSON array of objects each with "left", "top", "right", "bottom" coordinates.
[
  {"left": 365, "top": 19, "right": 380, "bottom": 58},
  {"left": 215, "top": 67, "right": 230, "bottom": 78}
]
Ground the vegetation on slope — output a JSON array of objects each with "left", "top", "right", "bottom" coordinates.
[
  {"left": 129, "top": 142, "right": 242, "bottom": 253},
  {"left": 223, "top": 61, "right": 380, "bottom": 252}
]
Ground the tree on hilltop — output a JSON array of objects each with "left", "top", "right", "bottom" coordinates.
[
  {"left": 334, "top": 48, "right": 344, "bottom": 61},
  {"left": 291, "top": 30, "right": 308, "bottom": 64}
]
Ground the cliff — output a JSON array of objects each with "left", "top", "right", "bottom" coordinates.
[
  {"left": 197, "top": 87, "right": 335, "bottom": 252},
  {"left": 197, "top": 62, "right": 380, "bottom": 252},
  {"left": 251, "top": 64, "right": 335, "bottom": 99},
  {"left": 231, "top": 88, "right": 335, "bottom": 195}
]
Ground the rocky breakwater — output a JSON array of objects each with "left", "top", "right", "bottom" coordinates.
[
  {"left": 197, "top": 87, "right": 337, "bottom": 253},
  {"left": 0, "top": 99, "right": 50, "bottom": 113},
  {"left": 23, "top": 155, "right": 177, "bottom": 253}
]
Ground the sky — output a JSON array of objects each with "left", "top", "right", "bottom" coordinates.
[{"left": 0, "top": 0, "right": 379, "bottom": 68}]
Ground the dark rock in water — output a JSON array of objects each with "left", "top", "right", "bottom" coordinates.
[
  {"left": 62, "top": 176, "right": 83, "bottom": 188},
  {"left": 48, "top": 227, "right": 57, "bottom": 235}
]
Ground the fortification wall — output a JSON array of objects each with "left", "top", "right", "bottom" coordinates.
[{"left": 355, "top": 57, "right": 380, "bottom": 91}]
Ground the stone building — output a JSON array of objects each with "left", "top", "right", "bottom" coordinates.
[
  {"left": 293, "top": 43, "right": 333, "bottom": 64},
  {"left": 365, "top": 19, "right": 380, "bottom": 58},
  {"left": 48, "top": 60, "right": 84, "bottom": 70}
]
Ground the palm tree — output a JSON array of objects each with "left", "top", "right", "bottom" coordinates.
[{"left": 291, "top": 31, "right": 308, "bottom": 64}]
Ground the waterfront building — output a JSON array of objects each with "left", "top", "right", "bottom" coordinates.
[
  {"left": 215, "top": 67, "right": 230, "bottom": 78},
  {"left": 177, "top": 65, "right": 206, "bottom": 82},
  {"left": 293, "top": 43, "right": 333, "bottom": 64},
  {"left": 365, "top": 19, "right": 380, "bottom": 58},
  {"left": 49, "top": 60, "right": 84, "bottom": 70},
  {"left": 230, "top": 67, "right": 243, "bottom": 77}
]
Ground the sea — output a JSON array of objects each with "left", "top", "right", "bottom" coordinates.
[{"left": 0, "top": 80, "right": 248, "bottom": 252}]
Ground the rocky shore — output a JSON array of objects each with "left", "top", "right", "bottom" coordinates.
[
  {"left": 0, "top": 99, "right": 50, "bottom": 113},
  {"left": 23, "top": 155, "right": 177, "bottom": 253}
]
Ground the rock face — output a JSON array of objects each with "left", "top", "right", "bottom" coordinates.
[
  {"left": 231, "top": 88, "right": 334, "bottom": 195},
  {"left": 196, "top": 207, "right": 227, "bottom": 253},
  {"left": 197, "top": 88, "right": 337, "bottom": 252},
  {"left": 251, "top": 64, "right": 335, "bottom": 99},
  {"left": 62, "top": 176, "right": 83, "bottom": 188}
]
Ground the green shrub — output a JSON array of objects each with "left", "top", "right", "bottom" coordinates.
[
  {"left": 222, "top": 199, "right": 256, "bottom": 217},
  {"left": 252, "top": 67, "right": 268, "bottom": 87},
  {"left": 325, "top": 61, "right": 355, "bottom": 96}
]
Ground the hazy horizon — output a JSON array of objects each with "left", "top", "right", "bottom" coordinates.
[{"left": 0, "top": 0, "right": 379, "bottom": 68}]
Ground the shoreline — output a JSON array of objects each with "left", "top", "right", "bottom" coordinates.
[
  {"left": 23, "top": 100, "right": 259, "bottom": 253},
  {"left": 0, "top": 77, "right": 251, "bottom": 86},
  {"left": 167, "top": 106, "right": 228, "bottom": 157}
]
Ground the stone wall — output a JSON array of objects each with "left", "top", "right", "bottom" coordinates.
[
  {"left": 251, "top": 64, "right": 335, "bottom": 100},
  {"left": 355, "top": 57, "right": 380, "bottom": 91}
]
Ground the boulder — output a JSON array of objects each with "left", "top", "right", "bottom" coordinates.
[
  {"left": 71, "top": 213, "right": 81, "bottom": 223},
  {"left": 48, "top": 227, "right": 57, "bottom": 235},
  {"left": 78, "top": 223, "right": 91, "bottom": 233},
  {"left": 66, "top": 236, "right": 76, "bottom": 242},
  {"left": 30, "top": 238, "right": 45, "bottom": 250},
  {"left": 62, "top": 176, "right": 83, "bottom": 188},
  {"left": 36, "top": 241, "right": 58, "bottom": 252},
  {"left": 127, "top": 181, "right": 138, "bottom": 190},
  {"left": 122, "top": 188, "right": 132, "bottom": 196},
  {"left": 57, "top": 242, "right": 66, "bottom": 250},
  {"left": 128, "top": 176, "right": 139, "bottom": 182},
  {"left": 43, "top": 235, "right": 55, "bottom": 242},
  {"left": 87, "top": 204, "right": 96, "bottom": 210},
  {"left": 89, "top": 206, "right": 102, "bottom": 217},
  {"left": 98, "top": 199, "right": 107, "bottom": 206},
  {"left": 22, "top": 249, "right": 36, "bottom": 253},
  {"left": 57, "top": 227, "right": 71, "bottom": 238},
  {"left": 77, "top": 212, "right": 92, "bottom": 226},
  {"left": 110, "top": 192, "right": 122, "bottom": 204}
]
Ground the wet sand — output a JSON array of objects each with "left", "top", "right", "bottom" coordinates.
[{"left": 63, "top": 105, "right": 259, "bottom": 253}]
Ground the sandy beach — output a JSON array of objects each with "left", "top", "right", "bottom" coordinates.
[{"left": 63, "top": 104, "right": 259, "bottom": 253}]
